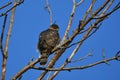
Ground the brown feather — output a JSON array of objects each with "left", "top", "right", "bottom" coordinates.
[{"left": 37, "top": 24, "right": 60, "bottom": 65}]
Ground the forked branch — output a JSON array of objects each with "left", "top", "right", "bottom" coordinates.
[{"left": 32, "top": 51, "right": 120, "bottom": 71}]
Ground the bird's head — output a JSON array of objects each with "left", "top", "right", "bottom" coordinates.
[{"left": 49, "top": 24, "right": 59, "bottom": 31}]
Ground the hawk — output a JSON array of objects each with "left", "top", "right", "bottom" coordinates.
[{"left": 37, "top": 24, "right": 60, "bottom": 65}]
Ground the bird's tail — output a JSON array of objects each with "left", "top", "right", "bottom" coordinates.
[{"left": 40, "top": 53, "right": 49, "bottom": 65}]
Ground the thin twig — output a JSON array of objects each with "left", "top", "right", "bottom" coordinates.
[
  {"left": 47, "top": 71, "right": 52, "bottom": 80},
  {"left": 45, "top": 0, "right": 53, "bottom": 25},
  {"left": 0, "top": 14, "right": 8, "bottom": 57},
  {"left": 83, "top": 0, "right": 96, "bottom": 21},
  {"left": 11, "top": 58, "right": 40, "bottom": 80},
  {"left": 115, "top": 50, "right": 120, "bottom": 61},
  {"left": 32, "top": 53, "right": 120, "bottom": 71},
  {"left": 102, "top": 0, "right": 114, "bottom": 14},
  {"left": 61, "top": 0, "right": 77, "bottom": 43},
  {"left": 76, "top": 0, "right": 84, "bottom": 6},
  {"left": 69, "top": 53, "right": 93, "bottom": 63},
  {"left": 67, "top": 22, "right": 101, "bottom": 49},
  {"left": 92, "top": 0, "right": 114, "bottom": 19},
  {"left": 0, "top": 1, "right": 23, "bottom": 17},
  {"left": 92, "top": 2, "right": 120, "bottom": 19},
  {"left": 0, "top": 2, "right": 12, "bottom": 10},
  {"left": 94, "top": 0, "right": 111, "bottom": 16}
]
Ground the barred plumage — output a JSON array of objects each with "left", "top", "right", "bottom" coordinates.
[{"left": 37, "top": 24, "right": 60, "bottom": 65}]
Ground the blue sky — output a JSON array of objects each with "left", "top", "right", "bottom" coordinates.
[{"left": 0, "top": 0, "right": 120, "bottom": 80}]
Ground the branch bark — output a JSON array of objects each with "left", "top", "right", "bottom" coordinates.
[
  {"left": 1, "top": 0, "right": 17, "bottom": 80},
  {"left": 0, "top": 2, "right": 12, "bottom": 10},
  {"left": 45, "top": 0, "right": 53, "bottom": 25},
  {"left": 11, "top": 58, "right": 40, "bottom": 80},
  {"left": 32, "top": 52, "right": 120, "bottom": 71},
  {"left": 0, "top": 1, "right": 23, "bottom": 17},
  {"left": 0, "top": 14, "right": 7, "bottom": 57}
]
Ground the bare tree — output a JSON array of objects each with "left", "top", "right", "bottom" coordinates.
[
  {"left": 0, "top": 0, "right": 24, "bottom": 80},
  {"left": 0, "top": 0, "right": 120, "bottom": 80}
]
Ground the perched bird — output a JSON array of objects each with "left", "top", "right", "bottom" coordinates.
[{"left": 37, "top": 24, "right": 60, "bottom": 65}]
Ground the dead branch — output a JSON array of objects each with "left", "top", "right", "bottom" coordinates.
[
  {"left": 76, "top": 0, "right": 84, "bottom": 6},
  {"left": 11, "top": 58, "right": 40, "bottom": 80},
  {"left": 0, "top": 14, "right": 8, "bottom": 57},
  {"left": 32, "top": 51, "right": 120, "bottom": 71},
  {"left": 45, "top": 0, "right": 53, "bottom": 25},
  {"left": 1, "top": 0, "right": 17, "bottom": 80},
  {"left": 83, "top": 0, "right": 96, "bottom": 21},
  {"left": 92, "top": 2, "right": 120, "bottom": 19},
  {"left": 0, "top": 2, "right": 12, "bottom": 10},
  {"left": 94, "top": 0, "right": 111, "bottom": 16},
  {"left": 69, "top": 53, "right": 93, "bottom": 63},
  {"left": 0, "top": 0, "right": 25, "bottom": 80},
  {"left": 67, "top": 22, "right": 101, "bottom": 49},
  {"left": 61, "top": 0, "right": 76, "bottom": 43},
  {"left": 115, "top": 50, "right": 120, "bottom": 61},
  {"left": 102, "top": 0, "right": 114, "bottom": 14},
  {"left": 0, "top": 0, "right": 23, "bottom": 17},
  {"left": 61, "top": 0, "right": 84, "bottom": 43}
]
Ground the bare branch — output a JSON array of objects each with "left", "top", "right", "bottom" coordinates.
[
  {"left": 92, "top": 1, "right": 120, "bottom": 19},
  {"left": 47, "top": 72, "right": 52, "bottom": 80},
  {"left": 102, "top": 0, "right": 114, "bottom": 14},
  {"left": 115, "top": 50, "right": 120, "bottom": 61},
  {"left": 1, "top": 0, "right": 17, "bottom": 79},
  {"left": 76, "top": 0, "right": 84, "bottom": 6},
  {"left": 83, "top": 0, "right": 111, "bottom": 21},
  {"left": 0, "top": 0, "right": 23, "bottom": 17},
  {"left": 94, "top": 0, "right": 111, "bottom": 16},
  {"left": 11, "top": 58, "right": 40, "bottom": 80},
  {"left": 0, "top": 14, "right": 8, "bottom": 57},
  {"left": 45, "top": 0, "right": 53, "bottom": 25},
  {"left": 69, "top": 53, "right": 93, "bottom": 63},
  {"left": 83, "top": 0, "right": 96, "bottom": 21},
  {"left": 68, "top": 23, "right": 101, "bottom": 49},
  {"left": 92, "top": 0, "right": 114, "bottom": 19},
  {"left": 0, "top": 2, "right": 12, "bottom": 10},
  {"left": 32, "top": 52, "right": 120, "bottom": 71},
  {"left": 61, "top": 0, "right": 77, "bottom": 43}
]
